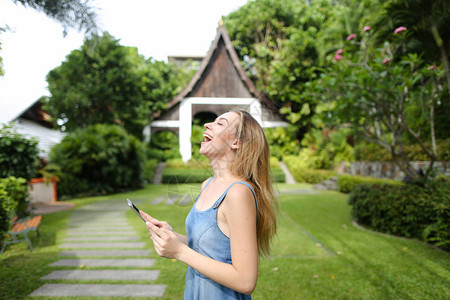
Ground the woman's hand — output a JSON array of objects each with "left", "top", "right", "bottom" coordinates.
[
  {"left": 146, "top": 222, "right": 186, "bottom": 259},
  {"left": 140, "top": 210, "right": 173, "bottom": 231}
]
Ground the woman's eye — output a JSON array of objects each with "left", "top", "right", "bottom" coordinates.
[{"left": 217, "top": 122, "right": 223, "bottom": 126}]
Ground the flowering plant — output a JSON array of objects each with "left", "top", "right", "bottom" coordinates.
[{"left": 306, "top": 26, "right": 446, "bottom": 182}]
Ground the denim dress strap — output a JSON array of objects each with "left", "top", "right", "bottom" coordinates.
[{"left": 212, "top": 181, "right": 258, "bottom": 212}]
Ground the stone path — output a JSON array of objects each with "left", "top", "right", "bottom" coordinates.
[{"left": 30, "top": 199, "right": 167, "bottom": 298}]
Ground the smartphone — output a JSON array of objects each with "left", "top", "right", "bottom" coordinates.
[{"left": 126, "top": 198, "right": 146, "bottom": 222}]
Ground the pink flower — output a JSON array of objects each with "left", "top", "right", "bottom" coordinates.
[
  {"left": 394, "top": 26, "right": 407, "bottom": 34},
  {"left": 363, "top": 26, "right": 371, "bottom": 32},
  {"left": 336, "top": 49, "right": 343, "bottom": 55},
  {"left": 383, "top": 58, "right": 391, "bottom": 64},
  {"left": 334, "top": 54, "right": 343, "bottom": 61},
  {"left": 428, "top": 65, "right": 439, "bottom": 70},
  {"left": 346, "top": 33, "right": 356, "bottom": 41}
]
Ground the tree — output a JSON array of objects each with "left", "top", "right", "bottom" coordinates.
[
  {"left": 1, "top": 0, "right": 99, "bottom": 75},
  {"left": 224, "top": 0, "right": 341, "bottom": 139},
  {"left": 307, "top": 26, "right": 447, "bottom": 182},
  {"left": 375, "top": 0, "right": 450, "bottom": 99},
  {"left": 11, "top": 0, "right": 99, "bottom": 36},
  {"left": 45, "top": 32, "right": 181, "bottom": 139}
]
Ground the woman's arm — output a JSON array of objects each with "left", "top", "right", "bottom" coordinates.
[{"left": 148, "top": 184, "right": 258, "bottom": 294}]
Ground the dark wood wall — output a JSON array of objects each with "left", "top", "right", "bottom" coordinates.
[{"left": 190, "top": 37, "right": 252, "bottom": 98}]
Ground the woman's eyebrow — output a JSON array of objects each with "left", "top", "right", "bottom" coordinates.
[{"left": 215, "top": 117, "right": 229, "bottom": 124}]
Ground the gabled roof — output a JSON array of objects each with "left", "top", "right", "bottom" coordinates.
[
  {"left": 0, "top": 98, "right": 54, "bottom": 128},
  {"left": 165, "top": 23, "right": 274, "bottom": 110}
]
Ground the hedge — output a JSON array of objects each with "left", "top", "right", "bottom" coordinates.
[
  {"left": 0, "top": 176, "right": 30, "bottom": 244},
  {"left": 348, "top": 181, "right": 450, "bottom": 251},
  {"left": 337, "top": 174, "right": 402, "bottom": 193}
]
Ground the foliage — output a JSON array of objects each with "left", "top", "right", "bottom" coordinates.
[
  {"left": 355, "top": 138, "right": 450, "bottom": 161},
  {"left": 142, "top": 159, "right": 158, "bottom": 184},
  {"left": 307, "top": 25, "right": 447, "bottom": 181},
  {"left": 337, "top": 174, "right": 402, "bottom": 194},
  {"left": 348, "top": 180, "right": 450, "bottom": 250},
  {"left": 264, "top": 126, "right": 300, "bottom": 160},
  {"left": 0, "top": 125, "right": 39, "bottom": 180},
  {"left": 162, "top": 168, "right": 213, "bottom": 184},
  {"left": 45, "top": 32, "right": 182, "bottom": 139},
  {"left": 148, "top": 130, "right": 180, "bottom": 161},
  {"left": 0, "top": 176, "right": 29, "bottom": 243},
  {"left": 11, "top": 0, "right": 99, "bottom": 36},
  {"left": 374, "top": 0, "right": 450, "bottom": 93},
  {"left": 49, "top": 124, "right": 147, "bottom": 197},
  {"left": 282, "top": 155, "right": 335, "bottom": 183},
  {"left": 300, "top": 128, "right": 354, "bottom": 169},
  {"left": 224, "top": 0, "right": 341, "bottom": 139},
  {"left": 0, "top": 176, "right": 29, "bottom": 225}
]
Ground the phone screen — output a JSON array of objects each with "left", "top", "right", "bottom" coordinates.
[{"left": 126, "top": 198, "right": 146, "bottom": 222}]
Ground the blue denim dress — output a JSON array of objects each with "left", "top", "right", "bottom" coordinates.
[{"left": 184, "top": 178, "right": 257, "bottom": 300}]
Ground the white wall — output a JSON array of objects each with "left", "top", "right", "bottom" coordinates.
[{"left": 11, "top": 118, "right": 66, "bottom": 159}]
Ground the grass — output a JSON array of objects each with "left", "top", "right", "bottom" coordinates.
[{"left": 1, "top": 183, "right": 449, "bottom": 299}]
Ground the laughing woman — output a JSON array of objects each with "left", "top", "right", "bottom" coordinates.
[{"left": 140, "top": 110, "right": 278, "bottom": 299}]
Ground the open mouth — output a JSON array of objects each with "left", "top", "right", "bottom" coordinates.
[{"left": 202, "top": 133, "right": 213, "bottom": 143}]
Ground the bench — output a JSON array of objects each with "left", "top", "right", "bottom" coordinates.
[{"left": 1, "top": 215, "right": 42, "bottom": 254}]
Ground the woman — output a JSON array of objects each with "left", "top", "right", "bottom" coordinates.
[{"left": 141, "top": 110, "right": 278, "bottom": 299}]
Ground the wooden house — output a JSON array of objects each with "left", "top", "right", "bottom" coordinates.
[
  {"left": 145, "top": 23, "right": 288, "bottom": 161},
  {"left": 1, "top": 99, "right": 65, "bottom": 159}
]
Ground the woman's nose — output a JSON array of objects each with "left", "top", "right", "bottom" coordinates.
[{"left": 204, "top": 122, "right": 211, "bottom": 129}]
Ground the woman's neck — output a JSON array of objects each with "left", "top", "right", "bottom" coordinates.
[{"left": 209, "top": 156, "right": 234, "bottom": 182}]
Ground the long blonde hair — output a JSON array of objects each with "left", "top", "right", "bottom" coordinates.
[{"left": 229, "top": 110, "right": 278, "bottom": 258}]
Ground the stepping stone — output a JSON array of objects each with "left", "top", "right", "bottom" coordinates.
[
  {"left": 49, "top": 258, "right": 155, "bottom": 267},
  {"left": 63, "top": 236, "right": 140, "bottom": 241},
  {"left": 66, "top": 230, "right": 136, "bottom": 235},
  {"left": 65, "top": 231, "right": 136, "bottom": 236},
  {"left": 30, "top": 283, "right": 167, "bottom": 297},
  {"left": 151, "top": 196, "right": 166, "bottom": 205},
  {"left": 67, "top": 226, "right": 134, "bottom": 230},
  {"left": 60, "top": 242, "right": 145, "bottom": 248},
  {"left": 41, "top": 270, "right": 160, "bottom": 280},
  {"left": 59, "top": 249, "right": 150, "bottom": 257}
]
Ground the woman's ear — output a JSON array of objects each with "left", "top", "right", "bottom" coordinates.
[{"left": 231, "top": 139, "right": 240, "bottom": 150}]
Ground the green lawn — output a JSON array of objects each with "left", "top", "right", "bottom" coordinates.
[{"left": 1, "top": 183, "right": 449, "bottom": 299}]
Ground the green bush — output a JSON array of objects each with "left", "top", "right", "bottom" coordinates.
[
  {"left": 0, "top": 177, "right": 29, "bottom": 244},
  {"left": 337, "top": 174, "right": 402, "bottom": 193},
  {"left": 0, "top": 125, "right": 39, "bottom": 180},
  {"left": 148, "top": 130, "right": 181, "bottom": 161},
  {"left": 264, "top": 126, "right": 300, "bottom": 160},
  {"left": 50, "top": 124, "right": 147, "bottom": 197},
  {"left": 143, "top": 159, "right": 159, "bottom": 183},
  {"left": 348, "top": 181, "right": 450, "bottom": 251},
  {"left": 283, "top": 155, "right": 334, "bottom": 183},
  {"left": 300, "top": 128, "right": 354, "bottom": 169},
  {"left": 162, "top": 168, "right": 213, "bottom": 184}
]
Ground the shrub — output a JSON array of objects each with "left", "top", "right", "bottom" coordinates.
[
  {"left": 264, "top": 126, "right": 300, "bottom": 160},
  {"left": 337, "top": 174, "right": 402, "bottom": 193},
  {"left": 50, "top": 124, "right": 147, "bottom": 197},
  {"left": 0, "top": 176, "right": 29, "bottom": 244},
  {"left": 143, "top": 159, "right": 159, "bottom": 183},
  {"left": 148, "top": 130, "right": 181, "bottom": 161},
  {"left": 0, "top": 125, "right": 39, "bottom": 180},
  {"left": 283, "top": 155, "right": 334, "bottom": 183},
  {"left": 162, "top": 168, "right": 213, "bottom": 184},
  {"left": 0, "top": 177, "right": 29, "bottom": 217},
  {"left": 348, "top": 181, "right": 450, "bottom": 251}
]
